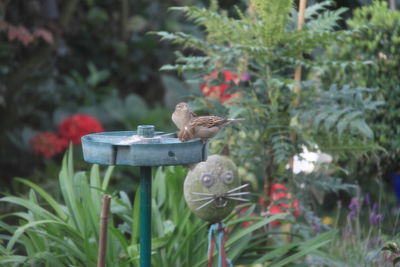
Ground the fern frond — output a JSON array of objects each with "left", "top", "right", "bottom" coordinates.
[
  {"left": 299, "top": 85, "right": 383, "bottom": 139},
  {"left": 160, "top": 53, "right": 214, "bottom": 73},
  {"left": 349, "top": 0, "right": 400, "bottom": 28},
  {"left": 154, "top": 31, "right": 210, "bottom": 50},
  {"left": 170, "top": 6, "right": 242, "bottom": 45},
  {"left": 307, "top": 8, "right": 347, "bottom": 33},
  {"left": 250, "top": 0, "right": 293, "bottom": 46},
  {"left": 304, "top": 0, "right": 334, "bottom": 20},
  {"left": 270, "top": 133, "right": 294, "bottom": 164}
]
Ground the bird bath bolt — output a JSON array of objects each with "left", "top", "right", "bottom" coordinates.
[{"left": 81, "top": 125, "right": 207, "bottom": 267}]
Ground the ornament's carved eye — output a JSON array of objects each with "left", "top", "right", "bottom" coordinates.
[
  {"left": 201, "top": 174, "right": 215, "bottom": 188},
  {"left": 222, "top": 171, "right": 234, "bottom": 184}
]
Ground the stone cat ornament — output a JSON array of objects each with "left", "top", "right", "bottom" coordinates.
[{"left": 184, "top": 155, "right": 249, "bottom": 223}]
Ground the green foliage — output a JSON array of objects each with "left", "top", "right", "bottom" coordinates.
[
  {"left": 160, "top": 1, "right": 347, "bottom": 71},
  {"left": 322, "top": 193, "right": 395, "bottom": 266},
  {"left": 0, "top": 0, "right": 200, "bottom": 186},
  {"left": 304, "top": 1, "right": 347, "bottom": 33},
  {"left": 322, "top": 0, "right": 400, "bottom": 175},
  {"left": 156, "top": 0, "right": 380, "bottom": 185},
  {"left": 250, "top": 0, "right": 292, "bottom": 47},
  {"left": 155, "top": 4, "right": 385, "bottom": 265},
  {"left": 0, "top": 148, "right": 124, "bottom": 266},
  {"left": 349, "top": 1, "right": 400, "bottom": 27},
  {"left": 0, "top": 148, "right": 337, "bottom": 266},
  {"left": 298, "top": 85, "right": 383, "bottom": 140}
]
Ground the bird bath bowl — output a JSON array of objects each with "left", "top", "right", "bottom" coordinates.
[
  {"left": 82, "top": 129, "right": 207, "bottom": 166},
  {"left": 81, "top": 125, "right": 207, "bottom": 267}
]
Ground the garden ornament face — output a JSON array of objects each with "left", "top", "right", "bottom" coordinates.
[{"left": 184, "top": 155, "right": 249, "bottom": 223}]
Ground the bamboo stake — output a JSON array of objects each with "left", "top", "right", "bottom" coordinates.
[
  {"left": 290, "top": 0, "right": 307, "bottom": 170},
  {"left": 97, "top": 195, "right": 112, "bottom": 267},
  {"left": 284, "top": 0, "right": 308, "bottom": 242},
  {"left": 293, "top": 0, "right": 307, "bottom": 96}
]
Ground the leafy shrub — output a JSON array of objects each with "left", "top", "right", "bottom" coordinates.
[
  {"left": 0, "top": 148, "right": 338, "bottom": 266},
  {"left": 321, "top": 0, "right": 400, "bottom": 176},
  {"left": 155, "top": 0, "right": 380, "bottom": 207},
  {"left": 0, "top": 0, "right": 200, "bottom": 185}
]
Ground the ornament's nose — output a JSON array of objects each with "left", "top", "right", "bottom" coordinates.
[{"left": 214, "top": 195, "right": 228, "bottom": 208}]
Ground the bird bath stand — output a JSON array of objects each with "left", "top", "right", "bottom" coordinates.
[{"left": 81, "top": 125, "right": 207, "bottom": 267}]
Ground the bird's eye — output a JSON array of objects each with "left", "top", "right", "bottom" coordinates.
[
  {"left": 201, "top": 174, "right": 215, "bottom": 188},
  {"left": 222, "top": 171, "right": 234, "bottom": 184}
]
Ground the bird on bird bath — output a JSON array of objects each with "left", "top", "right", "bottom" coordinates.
[{"left": 172, "top": 102, "right": 243, "bottom": 143}]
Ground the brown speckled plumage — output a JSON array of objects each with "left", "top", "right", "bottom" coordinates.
[
  {"left": 179, "top": 115, "right": 243, "bottom": 142},
  {"left": 172, "top": 102, "right": 243, "bottom": 142}
]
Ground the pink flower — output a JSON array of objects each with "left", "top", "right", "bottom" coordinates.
[
  {"left": 7, "top": 25, "right": 34, "bottom": 46},
  {"left": 30, "top": 132, "right": 68, "bottom": 158},
  {"left": 33, "top": 28, "right": 54, "bottom": 44},
  {"left": 58, "top": 114, "right": 104, "bottom": 144}
]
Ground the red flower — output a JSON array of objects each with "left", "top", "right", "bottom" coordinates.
[
  {"left": 58, "top": 114, "right": 104, "bottom": 144},
  {"left": 30, "top": 132, "right": 68, "bottom": 158},
  {"left": 258, "top": 196, "right": 266, "bottom": 206},
  {"left": 268, "top": 183, "right": 300, "bottom": 226},
  {"left": 200, "top": 70, "right": 241, "bottom": 103}
]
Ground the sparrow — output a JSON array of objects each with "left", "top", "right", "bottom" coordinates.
[
  {"left": 172, "top": 102, "right": 196, "bottom": 130},
  {"left": 178, "top": 116, "right": 244, "bottom": 142}
]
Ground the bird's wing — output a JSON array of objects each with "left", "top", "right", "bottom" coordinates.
[{"left": 189, "top": 116, "right": 228, "bottom": 128}]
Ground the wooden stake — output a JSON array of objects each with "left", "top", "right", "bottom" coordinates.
[
  {"left": 290, "top": 0, "right": 307, "bottom": 170},
  {"left": 284, "top": 0, "right": 308, "bottom": 244},
  {"left": 293, "top": 0, "right": 307, "bottom": 96},
  {"left": 97, "top": 195, "right": 112, "bottom": 267},
  {"left": 297, "top": 0, "right": 307, "bottom": 31}
]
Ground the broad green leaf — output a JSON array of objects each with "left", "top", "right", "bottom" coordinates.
[
  {"left": 7, "top": 220, "right": 66, "bottom": 251},
  {"left": 132, "top": 187, "right": 140, "bottom": 245},
  {"left": 14, "top": 178, "right": 68, "bottom": 221},
  {"left": 0, "top": 255, "right": 27, "bottom": 264},
  {"left": 102, "top": 166, "right": 115, "bottom": 190},
  {"left": 352, "top": 119, "right": 374, "bottom": 138},
  {"left": 271, "top": 240, "right": 332, "bottom": 267},
  {"left": 227, "top": 214, "right": 287, "bottom": 246}
]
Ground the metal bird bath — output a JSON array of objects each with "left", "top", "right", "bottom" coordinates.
[{"left": 81, "top": 125, "right": 207, "bottom": 267}]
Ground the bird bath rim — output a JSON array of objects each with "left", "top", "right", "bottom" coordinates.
[
  {"left": 82, "top": 131, "right": 201, "bottom": 145},
  {"left": 81, "top": 129, "right": 207, "bottom": 167}
]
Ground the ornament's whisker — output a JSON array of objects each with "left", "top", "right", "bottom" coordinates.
[
  {"left": 190, "top": 197, "right": 214, "bottom": 202},
  {"left": 226, "top": 192, "right": 250, "bottom": 196},
  {"left": 227, "top": 184, "right": 249, "bottom": 194},
  {"left": 225, "top": 196, "right": 250, "bottom": 202},
  {"left": 191, "top": 192, "right": 214, "bottom": 196},
  {"left": 195, "top": 198, "right": 215, "bottom": 211}
]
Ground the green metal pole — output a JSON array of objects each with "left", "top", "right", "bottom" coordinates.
[{"left": 140, "top": 166, "right": 152, "bottom": 267}]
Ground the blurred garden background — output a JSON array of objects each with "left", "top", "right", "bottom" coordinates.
[{"left": 1, "top": 0, "right": 400, "bottom": 266}]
